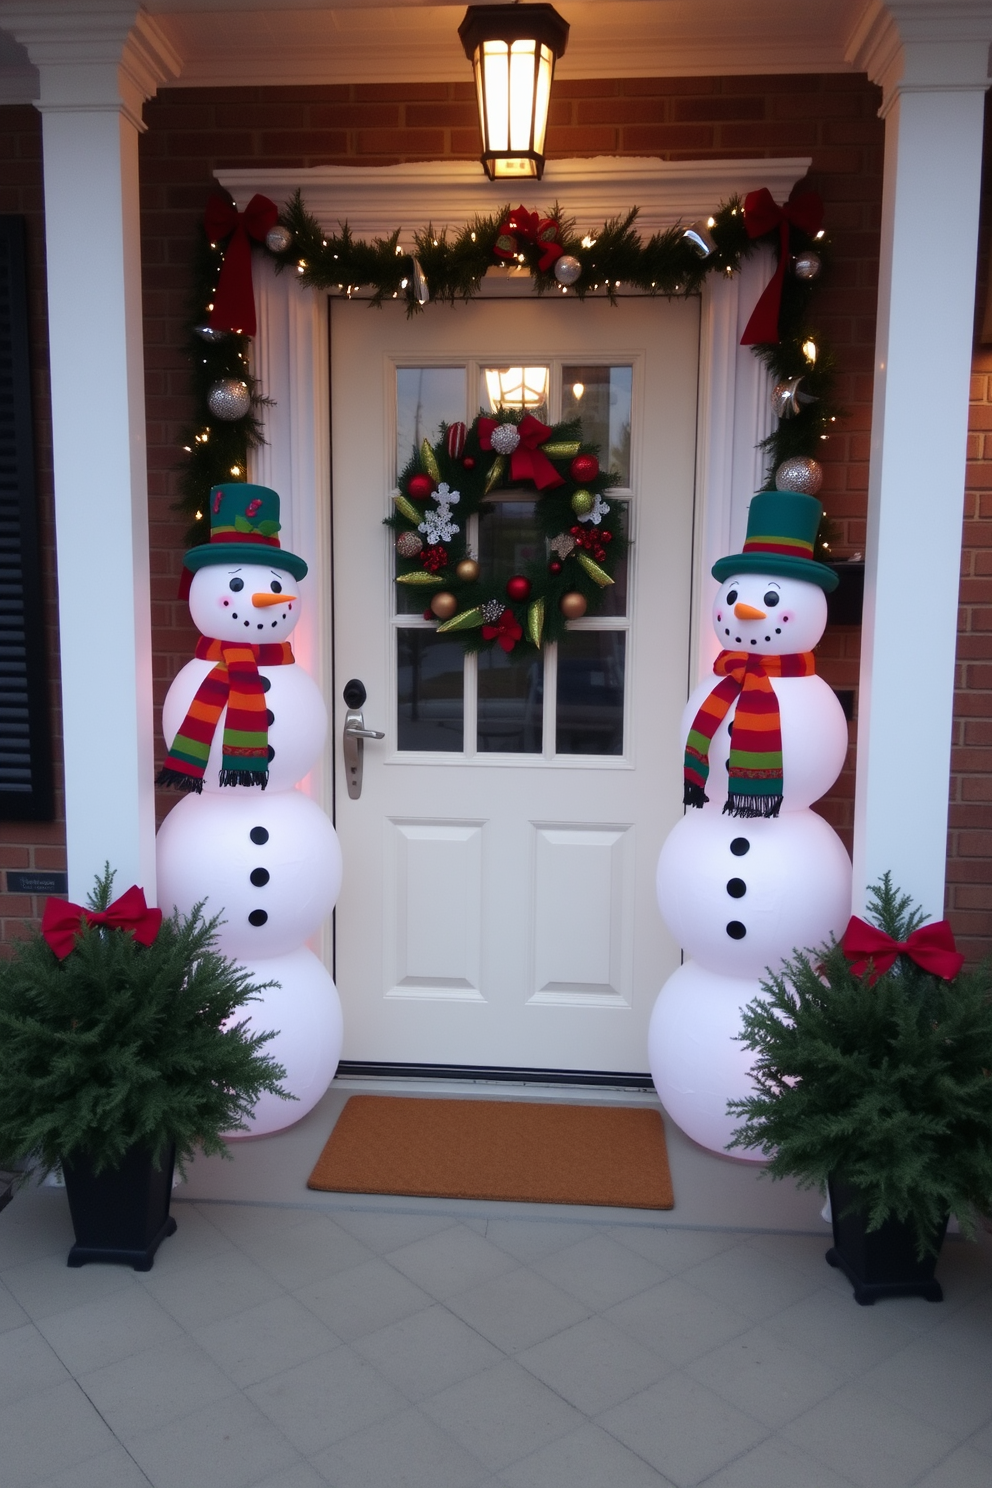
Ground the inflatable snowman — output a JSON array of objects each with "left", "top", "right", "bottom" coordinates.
[
  {"left": 651, "top": 491, "right": 851, "bottom": 1156},
  {"left": 156, "top": 483, "right": 343, "bottom": 1135}
]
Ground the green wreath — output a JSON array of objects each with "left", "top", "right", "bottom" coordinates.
[{"left": 387, "top": 411, "right": 626, "bottom": 657}]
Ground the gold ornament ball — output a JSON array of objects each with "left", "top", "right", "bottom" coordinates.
[
  {"left": 560, "top": 591, "right": 588, "bottom": 619},
  {"left": 571, "top": 488, "right": 594, "bottom": 517},
  {"left": 455, "top": 558, "right": 480, "bottom": 582},
  {"left": 430, "top": 591, "right": 458, "bottom": 620}
]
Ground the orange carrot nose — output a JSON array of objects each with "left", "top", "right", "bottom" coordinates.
[
  {"left": 252, "top": 592, "right": 296, "bottom": 608},
  {"left": 734, "top": 601, "right": 766, "bottom": 621}
]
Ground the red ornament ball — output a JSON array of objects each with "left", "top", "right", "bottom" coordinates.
[
  {"left": 506, "top": 575, "right": 531, "bottom": 602},
  {"left": 549, "top": 559, "right": 563, "bottom": 575},
  {"left": 422, "top": 608, "right": 434, "bottom": 620},
  {"left": 570, "top": 453, "right": 599, "bottom": 483},
  {"left": 463, "top": 456, "right": 475, "bottom": 470},
  {"left": 408, "top": 473, "right": 433, "bottom": 500}
]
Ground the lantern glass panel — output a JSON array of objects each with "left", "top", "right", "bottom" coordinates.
[
  {"left": 508, "top": 39, "right": 537, "bottom": 152},
  {"left": 480, "top": 40, "right": 509, "bottom": 152},
  {"left": 533, "top": 44, "right": 553, "bottom": 155}
]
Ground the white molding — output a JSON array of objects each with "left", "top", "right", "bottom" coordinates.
[{"left": 847, "top": 0, "right": 992, "bottom": 114}]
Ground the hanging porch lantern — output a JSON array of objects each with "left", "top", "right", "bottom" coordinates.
[{"left": 458, "top": 4, "right": 569, "bottom": 181}]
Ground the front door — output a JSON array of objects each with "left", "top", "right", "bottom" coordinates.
[{"left": 331, "top": 294, "right": 698, "bottom": 1074}]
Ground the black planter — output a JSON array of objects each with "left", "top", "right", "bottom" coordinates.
[
  {"left": 62, "top": 1144, "right": 178, "bottom": 1271},
  {"left": 825, "top": 1176, "right": 947, "bottom": 1306},
  {"left": 825, "top": 561, "right": 865, "bottom": 626}
]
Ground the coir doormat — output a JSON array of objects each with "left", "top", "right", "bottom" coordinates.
[{"left": 307, "top": 1095, "right": 674, "bottom": 1210}]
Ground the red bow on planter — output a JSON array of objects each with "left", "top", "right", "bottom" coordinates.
[
  {"left": 740, "top": 187, "right": 824, "bottom": 346},
  {"left": 841, "top": 916, "right": 965, "bottom": 984},
  {"left": 493, "top": 206, "right": 563, "bottom": 273},
  {"left": 477, "top": 414, "right": 565, "bottom": 491},
  {"left": 42, "top": 886, "right": 163, "bottom": 962},
  {"left": 204, "top": 193, "right": 279, "bottom": 337},
  {"left": 482, "top": 606, "right": 523, "bottom": 654}
]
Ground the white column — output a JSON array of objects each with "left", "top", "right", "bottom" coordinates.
[
  {"left": 4, "top": 6, "right": 180, "bottom": 901},
  {"left": 847, "top": 4, "right": 992, "bottom": 918}
]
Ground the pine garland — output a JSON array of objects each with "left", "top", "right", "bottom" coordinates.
[{"left": 177, "top": 188, "right": 840, "bottom": 550}]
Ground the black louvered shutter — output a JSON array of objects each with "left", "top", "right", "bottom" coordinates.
[{"left": 0, "top": 217, "right": 53, "bottom": 820}]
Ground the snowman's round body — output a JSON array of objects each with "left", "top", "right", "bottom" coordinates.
[
  {"left": 651, "top": 571, "right": 852, "bottom": 1157},
  {"left": 156, "top": 557, "right": 343, "bottom": 1135}
]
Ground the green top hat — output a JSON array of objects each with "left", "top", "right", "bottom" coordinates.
[
  {"left": 712, "top": 491, "right": 837, "bottom": 592},
  {"left": 183, "top": 484, "right": 308, "bottom": 582}
]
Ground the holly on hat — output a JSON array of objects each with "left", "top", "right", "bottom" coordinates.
[
  {"left": 712, "top": 491, "right": 838, "bottom": 592},
  {"left": 183, "top": 484, "right": 308, "bottom": 582}
]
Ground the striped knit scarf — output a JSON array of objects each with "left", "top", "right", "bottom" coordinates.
[
  {"left": 157, "top": 637, "right": 294, "bottom": 792},
  {"left": 683, "top": 650, "right": 815, "bottom": 818}
]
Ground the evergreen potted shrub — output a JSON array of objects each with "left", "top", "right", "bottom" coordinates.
[
  {"left": 0, "top": 868, "right": 288, "bottom": 1271},
  {"left": 729, "top": 875, "right": 992, "bottom": 1305}
]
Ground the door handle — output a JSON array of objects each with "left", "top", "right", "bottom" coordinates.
[{"left": 342, "top": 679, "right": 384, "bottom": 800}]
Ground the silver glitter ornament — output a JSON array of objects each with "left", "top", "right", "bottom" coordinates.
[
  {"left": 396, "top": 531, "right": 423, "bottom": 559},
  {"left": 410, "top": 257, "right": 430, "bottom": 305},
  {"left": 682, "top": 220, "right": 717, "bottom": 258},
  {"left": 490, "top": 423, "right": 521, "bottom": 456},
  {"left": 775, "top": 455, "right": 823, "bottom": 496},
  {"left": 554, "top": 254, "right": 582, "bottom": 286},
  {"left": 207, "top": 378, "right": 251, "bottom": 421},
  {"left": 793, "top": 251, "right": 821, "bottom": 281},
  {"left": 265, "top": 224, "right": 293, "bottom": 254},
  {"left": 771, "top": 375, "right": 818, "bottom": 419},
  {"left": 481, "top": 599, "right": 505, "bottom": 624},
  {"left": 194, "top": 324, "right": 228, "bottom": 344}
]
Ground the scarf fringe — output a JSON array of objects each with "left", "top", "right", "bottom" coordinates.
[
  {"left": 723, "top": 794, "right": 782, "bottom": 820},
  {"left": 683, "top": 782, "right": 708, "bottom": 809},
  {"left": 218, "top": 768, "right": 269, "bottom": 790},
  {"left": 156, "top": 768, "right": 202, "bottom": 794}
]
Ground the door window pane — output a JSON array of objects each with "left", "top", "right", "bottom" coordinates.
[
  {"left": 478, "top": 498, "right": 542, "bottom": 573},
  {"left": 396, "top": 367, "right": 464, "bottom": 478},
  {"left": 397, "top": 631, "right": 464, "bottom": 751},
  {"left": 478, "top": 647, "right": 543, "bottom": 753},
  {"left": 574, "top": 498, "right": 629, "bottom": 618},
  {"left": 561, "top": 366, "right": 633, "bottom": 486},
  {"left": 482, "top": 366, "right": 549, "bottom": 421},
  {"left": 556, "top": 631, "right": 625, "bottom": 756}
]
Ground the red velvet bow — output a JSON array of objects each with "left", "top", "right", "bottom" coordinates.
[
  {"left": 477, "top": 414, "right": 565, "bottom": 491},
  {"left": 740, "top": 187, "right": 824, "bottom": 346},
  {"left": 841, "top": 916, "right": 965, "bottom": 984},
  {"left": 482, "top": 606, "right": 523, "bottom": 654},
  {"left": 493, "top": 206, "right": 563, "bottom": 273},
  {"left": 204, "top": 193, "right": 279, "bottom": 337},
  {"left": 42, "top": 885, "right": 163, "bottom": 962}
]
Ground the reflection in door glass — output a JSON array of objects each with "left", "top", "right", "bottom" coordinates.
[
  {"left": 580, "top": 498, "right": 628, "bottom": 618},
  {"left": 397, "top": 632, "right": 464, "bottom": 751},
  {"left": 561, "top": 366, "right": 633, "bottom": 486},
  {"left": 478, "top": 647, "right": 543, "bottom": 754},
  {"left": 396, "top": 368, "right": 464, "bottom": 478},
  {"left": 482, "top": 366, "right": 549, "bottom": 422},
  {"left": 556, "top": 631, "right": 625, "bottom": 756},
  {"left": 478, "top": 499, "right": 542, "bottom": 574}
]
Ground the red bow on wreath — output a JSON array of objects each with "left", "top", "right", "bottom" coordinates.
[
  {"left": 739, "top": 187, "right": 824, "bottom": 347},
  {"left": 841, "top": 916, "right": 965, "bottom": 984},
  {"left": 482, "top": 606, "right": 523, "bottom": 654},
  {"left": 41, "top": 885, "right": 163, "bottom": 962},
  {"left": 477, "top": 414, "right": 565, "bottom": 491},
  {"left": 204, "top": 193, "right": 279, "bottom": 337},
  {"left": 493, "top": 206, "right": 563, "bottom": 274}
]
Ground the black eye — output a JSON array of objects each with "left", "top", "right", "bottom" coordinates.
[
  {"left": 270, "top": 580, "right": 282, "bottom": 594},
  {"left": 763, "top": 591, "right": 780, "bottom": 608},
  {"left": 229, "top": 577, "right": 244, "bottom": 592},
  {"left": 726, "top": 588, "right": 738, "bottom": 604}
]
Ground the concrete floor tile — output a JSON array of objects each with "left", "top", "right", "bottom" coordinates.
[
  {"left": 762, "top": 1286, "right": 949, "bottom": 1377},
  {"left": 421, "top": 1357, "right": 584, "bottom": 1470},
  {"left": 235, "top": 1213, "right": 375, "bottom": 1289},
  {"left": 246, "top": 1344, "right": 407, "bottom": 1454},
  {"left": 685, "top": 1324, "right": 844, "bottom": 1429},
  {"left": 0, "top": 1276, "right": 29, "bottom": 1334},
  {"left": 517, "top": 1315, "right": 670, "bottom": 1415},
  {"left": 446, "top": 1265, "right": 590, "bottom": 1353},
  {"left": 250, "top": 1466, "right": 332, "bottom": 1488},
  {"left": 294, "top": 1257, "right": 433, "bottom": 1341},
  {"left": 315, "top": 1405, "right": 487, "bottom": 1488},
  {"left": 860, "top": 1333, "right": 992, "bottom": 1438},
  {"left": 608, "top": 1224, "right": 738, "bottom": 1275},
  {"left": 78, "top": 1335, "right": 238, "bottom": 1437},
  {"left": 679, "top": 1240, "right": 823, "bottom": 1323},
  {"left": 482, "top": 1218, "right": 598, "bottom": 1263},
  {"left": 912, "top": 1445, "right": 992, "bottom": 1488},
  {"left": 194, "top": 1293, "right": 340, "bottom": 1388},
  {"left": 605, "top": 1277, "right": 752, "bottom": 1365},
  {"left": 43, "top": 1444, "right": 157, "bottom": 1488},
  {"left": 497, "top": 1420, "right": 675, "bottom": 1488},
  {"left": 780, "top": 1383, "right": 957, "bottom": 1488},
  {"left": 149, "top": 1201, "right": 238, "bottom": 1266},
  {"left": 534, "top": 1233, "right": 665, "bottom": 1311},
  {"left": 128, "top": 1390, "right": 301, "bottom": 1488},
  {"left": 194, "top": 1201, "right": 316, "bottom": 1245},
  {"left": 354, "top": 1302, "right": 503, "bottom": 1401},
  {"left": 598, "top": 1373, "right": 769, "bottom": 1487},
  {"left": 0, "top": 1321, "right": 71, "bottom": 1406},
  {"left": 331, "top": 1208, "right": 459, "bottom": 1253},
  {"left": 1, "top": 1250, "right": 137, "bottom": 1323},
  {"left": 36, "top": 1283, "right": 185, "bottom": 1375},
  {"left": 970, "top": 1415, "right": 992, "bottom": 1457},
  {"left": 388, "top": 1225, "right": 517, "bottom": 1300},
  {"left": 700, "top": 1433, "right": 856, "bottom": 1488},
  {"left": 0, "top": 1378, "right": 117, "bottom": 1488},
  {"left": 142, "top": 1248, "right": 286, "bottom": 1329},
  {"left": 0, "top": 1189, "right": 75, "bottom": 1269}
]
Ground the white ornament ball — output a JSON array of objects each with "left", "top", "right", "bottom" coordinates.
[
  {"left": 157, "top": 787, "right": 342, "bottom": 957},
  {"left": 793, "top": 250, "right": 821, "bottom": 281},
  {"left": 554, "top": 254, "right": 582, "bottom": 286},
  {"left": 648, "top": 960, "right": 766, "bottom": 1159},
  {"left": 265, "top": 224, "right": 294, "bottom": 254},
  {"left": 490, "top": 423, "right": 521, "bottom": 456},
  {"left": 207, "top": 378, "right": 251, "bottom": 421},
  {"left": 194, "top": 324, "right": 228, "bottom": 344},
  {"left": 227, "top": 947, "right": 342, "bottom": 1137},
  {"left": 774, "top": 455, "right": 823, "bottom": 496}
]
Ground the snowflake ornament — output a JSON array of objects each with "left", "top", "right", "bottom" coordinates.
[
  {"left": 418, "top": 482, "right": 461, "bottom": 544},
  {"left": 577, "top": 493, "right": 611, "bottom": 526}
]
